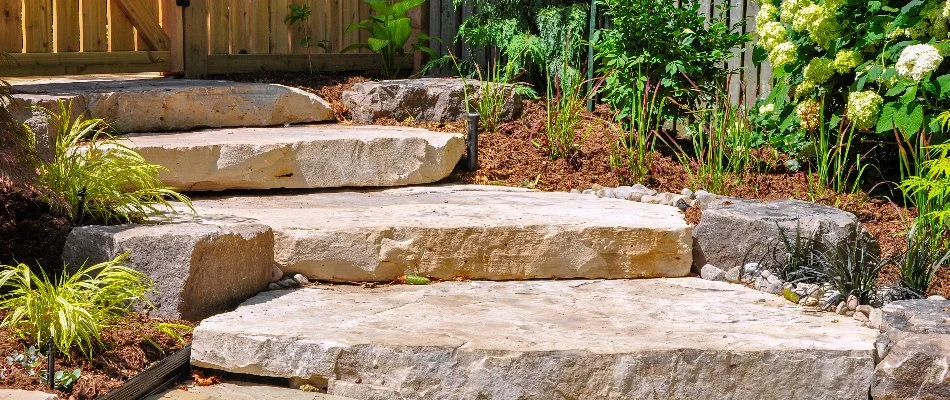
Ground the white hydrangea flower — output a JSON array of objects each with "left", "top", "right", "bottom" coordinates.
[
  {"left": 896, "top": 43, "right": 944, "bottom": 81},
  {"left": 846, "top": 91, "right": 883, "bottom": 131},
  {"left": 769, "top": 42, "right": 797, "bottom": 68},
  {"left": 759, "top": 104, "right": 775, "bottom": 115},
  {"left": 756, "top": 3, "right": 779, "bottom": 28}
]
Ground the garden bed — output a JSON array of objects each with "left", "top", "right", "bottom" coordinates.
[
  {"left": 212, "top": 71, "right": 947, "bottom": 298},
  {"left": 0, "top": 312, "right": 193, "bottom": 400}
]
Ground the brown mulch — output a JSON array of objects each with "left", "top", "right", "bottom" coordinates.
[
  {"left": 0, "top": 313, "right": 194, "bottom": 400},
  {"left": 216, "top": 71, "right": 946, "bottom": 298},
  {"left": 0, "top": 182, "right": 72, "bottom": 272}
]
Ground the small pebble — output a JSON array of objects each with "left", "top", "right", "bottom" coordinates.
[
  {"left": 700, "top": 264, "right": 726, "bottom": 281},
  {"left": 801, "top": 297, "right": 819, "bottom": 307},
  {"left": 267, "top": 282, "right": 281, "bottom": 290},
  {"left": 855, "top": 304, "right": 873, "bottom": 317},
  {"left": 835, "top": 301, "right": 848, "bottom": 315},
  {"left": 869, "top": 308, "right": 885, "bottom": 330},
  {"left": 928, "top": 295, "right": 947, "bottom": 301},
  {"left": 724, "top": 266, "right": 742, "bottom": 283},
  {"left": 293, "top": 274, "right": 310, "bottom": 285},
  {"left": 846, "top": 295, "right": 859, "bottom": 311},
  {"left": 681, "top": 188, "right": 694, "bottom": 198},
  {"left": 853, "top": 312, "right": 869, "bottom": 323}
]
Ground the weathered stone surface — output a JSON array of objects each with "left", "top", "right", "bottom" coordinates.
[
  {"left": 342, "top": 78, "right": 522, "bottom": 124},
  {"left": 123, "top": 125, "right": 465, "bottom": 191},
  {"left": 147, "top": 382, "right": 355, "bottom": 400},
  {"left": 10, "top": 78, "right": 335, "bottom": 133},
  {"left": 163, "top": 185, "right": 692, "bottom": 281},
  {"left": 871, "top": 299, "right": 950, "bottom": 399},
  {"left": 62, "top": 224, "right": 274, "bottom": 321},
  {"left": 192, "top": 278, "right": 878, "bottom": 400},
  {"left": 694, "top": 195, "right": 874, "bottom": 269},
  {"left": 0, "top": 390, "right": 56, "bottom": 400}
]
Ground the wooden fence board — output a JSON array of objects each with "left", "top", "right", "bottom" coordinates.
[
  {"left": 269, "top": 0, "right": 290, "bottom": 54},
  {"left": 53, "top": 0, "right": 80, "bottom": 52},
  {"left": 326, "top": 0, "right": 341, "bottom": 53},
  {"left": 24, "top": 0, "right": 53, "bottom": 53},
  {"left": 229, "top": 0, "right": 249, "bottom": 54},
  {"left": 209, "top": 0, "right": 230, "bottom": 54},
  {"left": 134, "top": 0, "right": 158, "bottom": 50},
  {"left": 0, "top": 0, "right": 23, "bottom": 52},
  {"left": 341, "top": 0, "right": 359, "bottom": 51},
  {"left": 111, "top": 0, "right": 138, "bottom": 52},
  {"left": 249, "top": 0, "right": 269, "bottom": 54},
  {"left": 81, "top": 0, "right": 108, "bottom": 51}
]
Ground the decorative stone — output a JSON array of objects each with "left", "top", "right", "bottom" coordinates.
[
  {"left": 854, "top": 312, "right": 869, "bottom": 323},
  {"left": 342, "top": 78, "right": 522, "bottom": 124},
  {"left": 868, "top": 308, "right": 885, "bottom": 330},
  {"left": 929, "top": 295, "right": 947, "bottom": 301},
  {"left": 847, "top": 295, "right": 859, "bottom": 311},
  {"left": 293, "top": 274, "right": 310, "bottom": 285},
  {"left": 700, "top": 264, "right": 726, "bottom": 281},
  {"left": 162, "top": 185, "right": 693, "bottom": 282},
  {"left": 725, "top": 266, "right": 742, "bottom": 283},
  {"left": 124, "top": 125, "right": 465, "bottom": 191},
  {"left": 192, "top": 279, "right": 877, "bottom": 400},
  {"left": 62, "top": 224, "right": 275, "bottom": 321},
  {"left": 693, "top": 196, "right": 875, "bottom": 270},
  {"left": 871, "top": 300, "right": 950, "bottom": 399},
  {"left": 856, "top": 305, "right": 873, "bottom": 317}
]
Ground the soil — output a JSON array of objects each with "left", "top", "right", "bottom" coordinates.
[
  {"left": 0, "top": 182, "right": 72, "bottom": 273},
  {"left": 0, "top": 312, "right": 193, "bottom": 400}
]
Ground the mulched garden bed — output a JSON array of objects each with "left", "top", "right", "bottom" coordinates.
[
  {"left": 0, "top": 312, "right": 194, "bottom": 400},
  {"left": 216, "top": 71, "right": 947, "bottom": 298}
]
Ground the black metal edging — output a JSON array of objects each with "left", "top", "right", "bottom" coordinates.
[
  {"left": 97, "top": 345, "right": 192, "bottom": 400},
  {"left": 467, "top": 112, "right": 479, "bottom": 171}
]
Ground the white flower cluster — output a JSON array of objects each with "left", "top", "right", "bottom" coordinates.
[
  {"left": 846, "top": 91, "right": 883, "bottom": 131},
  {"left": 896, "top": 43, "right": 944, "bottom": 81}
]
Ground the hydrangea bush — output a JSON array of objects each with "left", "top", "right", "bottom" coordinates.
[{"left": 754, "top": 0, "right": 950, "bottom": 138}]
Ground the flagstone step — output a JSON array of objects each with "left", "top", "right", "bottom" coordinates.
[
  {"left": 8, "top": 78, "right": 335, "bottom": 133},
  {"left": 123, "top": 125, "right": 465, "bottom": 191},
  {"left": 162, "top": 185, "right": 694, "bottom": 281},
  {"left": 190, "top": 278, "right": 879, "bottom": 400}
]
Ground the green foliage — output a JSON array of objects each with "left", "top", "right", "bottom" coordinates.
[
  {"left": 596, "top": 0, "right": 749, "bottom": 119},
  {"left": 453, "top": 0, "right": 589, "bottom": 83},
  {"left": 814, "top": 229, "right": 884, "bottom": 306},
  {"left": 756, "top": 0, "right": 950, "bottom": 138},
  {"left": 344, "top": 0, "right": 430, "bottom": 78},
  {"left": 900, "top": 137, "right": 950, "bottom": 227},
  {"left": 893, "top": 222, "right": 950, "bottom": 299},
  {"left": 765, "top": 224, "right": 826, "bottom": 284},
  {"left": 24, "top": 100, "right": 191, "bottom": 224},
  {"left": 533, "top": 61, "right": 596, "bottom": 160},
  {"left": 50, "top": 368, "right": 81, "bottom": 391},
  {"left": 809, "top": 113, "right": 868, "bottom": 196},
  {"left": 285, "top": 4, "right": 329, "bottom": 73},
  {"left": 1, "top": 346, "right": 44, "bottom": 379},
  {"left": 0, "top": 254, "right": 153, "bottom": 358},
  {"left": 610, "top": 76, "right": 666, "bottom": 184}
]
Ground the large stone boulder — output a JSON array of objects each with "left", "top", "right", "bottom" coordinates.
[
  {"left": 871, "top": 299, "right": 950, "bottom": 399},
  {"left": 342, "top": 78, "right": 522, "bottom": 124},
  {"left": 693, "top": 195, "right": 874, "bottom": 269},
  {"left": 62, "top": 223, "right": 275, "bottom": 321}
]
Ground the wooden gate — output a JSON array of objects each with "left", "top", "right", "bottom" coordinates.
[{"left": 0, "top": 0, "right": 181, "bottom": 77}]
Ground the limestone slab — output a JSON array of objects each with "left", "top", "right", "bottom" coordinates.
[
  {"left": 62, "top": 223, "right": 274, "bottom": 321},
  {"left": 123, "top": 125, "right": 465, "bottom": 191},
  {"left": 191, "top": 278, "right": 878, "bottom": 400},
  {"left": 148, "top": 382, "right": 355, "bottom": 400},
  {"left": 343, "top": 78, "right": 522, "bottom": 124},
  {"left": 0, "top": 390, "right": 56, "bottom": 400},
  {"left": 10, "top": 78, "right": 335, "bottom": 133},
  {"left": 164, "top": 185, "right": 693, "bottom": 281},
  {"left": 871, "top": 299, "right": 950, "bottom": 399}
]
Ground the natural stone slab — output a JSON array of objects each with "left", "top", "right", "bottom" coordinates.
[
  {"left": 0, "top": 390, "right": 56, "bottom": 400},
  {"left": 164, "top": 185, "right": 693, "bottom": 281},
  {"left": 10, "top": 78, "right": 335, "bottom": 133},
  {"left": 342, "top": 78, "right": 522, "bottom": 124},
  {"left": 123, "top": 125, "right": 465, "bottom": 191},
  {"left": 191, "top": 278, "right": 878, "bottom": 400},
  {"left": 62, "top": 224, "right": 274, "bottom": 321},
  {"left": 147, "top": 382, "right": 355, "bottom": 400},
  {"left": 694, "top": 195, "right": 874, "bottom": 269},
  {"left": 871, "top": 299, "right": 950, "bottom": 399}
]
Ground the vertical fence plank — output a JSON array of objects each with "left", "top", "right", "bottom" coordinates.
[
  {"left": 81, "top": 0, "right": 107, "bottom": 51},
  {"left": 183, "top": 0, "right": 208, "bottom": 77},
  {"left": 340, "top": 0, "right": 359, "bottom": 51},
  {"left": 728, "top": 0, "right": 744, "bottom": 105},
  {"left": 110, "top": 0, "right": 136, "bottom": 51},
  {"left": 0, "top": 0, "right": 23, "bottom": 52},
  {"left": 358, "top": 0, "right": 370, "bottom": 53},
  {"left": 326, "top": 0, "right": 341, "bottom": 53},
  {"left": 249, "top": 0, "right": 269, "bottom": 54},
  {"left": 428, "top": 0, "right": 441, "bottom": 59},
  {"left": 162, "top": 0, "right": 185, "bottom": 74},
  {"left": 289, "top": 0, "right": 310, "bottom": 54},
  {"left": 743, "top": 0, "right": 760, "bottom": 106},
  {"left": 24, "top": 0, "right": 53, "bottom": 53},
  {"left": 439, "top": 0, "right": 458, "bottom": 57},
  {"left": 269, "top": 0, "right": 290, "bottom": 54},
  {"left": 134, "top": 0, "right": 158, "bottom": 50},
  {"left": 53, "top": 0, "right": 79, "bottom": 52},
  {"left": 230, "top": 0, "right": 249, "bottom": 54},
  {"left": 309, "top": 0, "right": 328, "bottom": 53},
  {"left": 209, "top": 0, "right": 230, "bottom": 54}
]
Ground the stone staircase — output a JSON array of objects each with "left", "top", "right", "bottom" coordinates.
[{"left": 15, "top": 77, "right": 881, "bottom": 399}]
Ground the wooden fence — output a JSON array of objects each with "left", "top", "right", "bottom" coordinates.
[
  {"left": 0, "top": 0, "right": 411, "bottom": 78},
  {"left": 425, "top": 0, "right": 774, "bottom": 106}
]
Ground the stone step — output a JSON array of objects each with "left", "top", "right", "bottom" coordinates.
[
  {"left": 148, "top": 382, "right": 355, "bottom": 400},
  {"left": 190, "top": 278, "right": 879, "bottom": 400},
  {"left": 123, "top": 125, "right": 465, "bottom": 191},
  {"left": 8, "top": 77, "right": 335, "bottom": 134}
]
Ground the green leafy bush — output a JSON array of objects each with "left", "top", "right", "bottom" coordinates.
[
  {"left": 893, "top": 222, "right": 950, "bottom": 299},
  {"left": 453, "top": 0, "right": 589, "bottom": 83},
  {"left": 344, "top": 0, "right": 430, "bottom": 78},
  {"left": 610, "top": 76, "right": 666, "bottom": 184},
  {"left": 24, "top": 100, "right": 191, "bottom": 224},
  {"left": 764, "top": 224, "right": 826, "bottom": 284},
  {"left": 597, "top": 0, "right": 748, "bottom": 120},
  {"left": 754, "top": 0, "right": 950, "bottom": 137},
  {"left": 900, "top": 139, "right": 950, "bottom": 226},
  {"left": 814, "top": 229, "right": 884, "bottom": 305},
  {"left": 0, "top": 254, "right": 152, "bottom": 358}
]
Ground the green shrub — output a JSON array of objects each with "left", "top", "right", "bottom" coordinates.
[
  {"left": 754, "top": 0, "right": 950, "bottom": 137},
  {"left": 764, "top": 224, "right": 826, "bottom": 284},
  {"left": 0, "top": 254, "right": 152, "bottom": 358},
  {"left": 344, "top": 0, "right": 431, "bottom": 78},
  {"left": 24, "top": 100, "right": 191, "bottom": 224},
  {"left": 814, "top": 229, "right": 884, "bottom": 305},
  {"left": 597, "top": 0, "right": 748, "bottom": 120},
  {"left": 609, "top": 75, "right": 666, "bottom": 184},
  {"left": 893, "top": 222, "right": 950, "bottom": 299},
  {"left": 900, "top": 137, "right": 950, "bottom": 227}
]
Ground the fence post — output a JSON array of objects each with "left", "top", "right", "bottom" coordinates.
[
  {"left": 161, "top": 1, "right": 184, "bottom": 75},
  {"left": 182, "top": 0, "right": 208, "bottom": 78}
]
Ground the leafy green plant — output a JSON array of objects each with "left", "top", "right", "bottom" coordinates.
[
  {"left": 533, "top": 64, "right": 598, "bottom": 160},
  {"left": 0, "top": 254, "right": 153, "bottom": 358},
  {"left": 814, "top": 228, "right": 884, "bottom": 306},
  {"left": 344, "top": 0, "right": 430, "bottom": 78},
  {"left": 892, "top": 222, "right": 950, "bottom": 299},
  {"left": 610, "top": 75, "right": 666, "bottom": 184},
  {"left": 809, "top": 111, "right": 868, "bottom": 196},
  {"left": 597, "top": 0, "right": 748, "bottom": 119},
  {"left": 764, "top": 224, "right": 826, "bottom": 284},
  {"left": 1, "top": 346, "right": 44, "bottom": 379},
  {"left": 900, "top": 113, "right": 950, "bottom": 227},
  {"left": 24, "top": 100, "right": 192, "bottom": 224},
  {"left": 286, "top": 4, "right": 329, "bottom": 74},
  {"left": 49, "top": 368, "right": 81, "bottom": 391}
]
